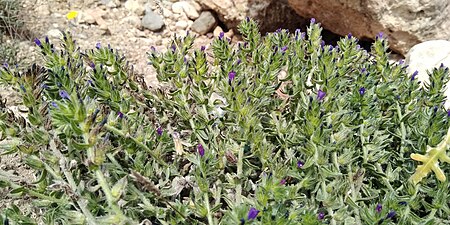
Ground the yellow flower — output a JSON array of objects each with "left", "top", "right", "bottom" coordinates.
[{"left": 66, "top": 11, "right": 79, "bottom": 20}]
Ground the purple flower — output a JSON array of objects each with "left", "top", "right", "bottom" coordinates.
[
  {"left": 280, "top": 179, "right": 286, "bottom": 185},
  {"left": 51, "top": 101, "right": 58, "bottom": 108},
  {"left": 386, "top": 210, "right": 396, "bottom": 219},
  {"left": 2, "top": 62, "right": 8, "bottom": 68},
  {"left": 150, "top": 46, "right": 156, "bottom": 52},
  {"left": 399, "top": 59, "right": 404, "bottom": 65},
  {"left": 317, "top": 89, "right": 326, "bottom": 100},
  {"left": 376, "top": 32, "right": 384, "bottom": 40},
  {"left": 59, "top": 90, "right": 70, "bottom": 99},
  {"left": 361, "top": 68, "right": 366, "bottom": 73},
  {"left": 157, "top": 127, "right": 163, "bottom": 136},
  {"left": 200, "top": 46, "right": 205, "bottom": 51},
  {"left": 228, "top": 71, "right": 236, "bottom": 82},
  {"left": 376, "top": 203, "right": 382, "bottom": 213},
  {"left": 89, "top": 62, "right": 95, "bottom": 68},
  {"left": 197, "top": 144, "right": 205, "bottom": 157},
  {"left": 297, "top": 160, "right": 304, "bottom": 168},
  {"left": 276, "top": 28, "right": 282, "bottom": 33},
  {"left": 347, "top": 33, "right": 352, "bottom": 38},
  {"left": 41, "top": 83, "right": 49, "bottom": 89},
  {"left": 320, "top": 40, "right": 325, "bottom": 48},
  {"left": 45, "top": 36, "right": 49, "bottom": 44},
  {"left": 246, "top": 16, "right": 250, "bottom": 22},
  {"left": 219, "top": 32, "right": 224, "bottom": 40},
  {"left": 281, "top": 46, "right": 288, "bottom": 52},
  {"left": 171, "top": 44, "right": 176, "bottom": 52},
  {"left": 34, "top": 38, "right": 42, "bottom": 47},
  {"left": 310, "top": 18, "right": 316, "bottom": 24},
  {"left": 318, "top": 212, "right": 325, "bottom": 220},
  {"left": 117, "top": 111, "right": 124, "bottom": 119},
  {"left": 247, "top": 207, "right": 259, "bottom": 220},
  {"left": 96, "top": 42, "right": 101, "bottom": 49},
  {"left": 359, "top": 87, "right": 365, "bottom": 95},
  {"left": 236, "top": 59, "right": 241, "bottom": 65},
  {"left": 411, "top": 70, "right": 418, "bottom": 81}
]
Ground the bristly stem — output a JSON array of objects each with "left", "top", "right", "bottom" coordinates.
[{"left": 104, "top": 124, "right": 168, "bottom": 167}]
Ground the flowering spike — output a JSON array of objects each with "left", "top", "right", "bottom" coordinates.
[
  {"left": 317, "top": 89, "right": 326, "bottom": 100},
  {"left": 318, "top": 212, "right": 325, "bottom": 220},
  {"left": 411, "top": 70, "right": 418, "bottom": 81},
  {"left": 359, "top": 87, "right": 366, "bottom": 95},
  {"left": 59, "top": 90, "right": 70, "bottom": 99},
  {"left": 297, "top": 160, "right": 304, "bottom": 168},
  {"left": 157, "top": 127, "right": 163, "bottom": 136},
  {"left": 376, "top": 203, "right": 382, "bottom": 213},
  {"left": 96, "top": 42, "right": 101, "bottom": 49},
  {"left": 386, "top": 210, "right": 396, "bottom": 219},
  {"left": 310, "top": 18, "right": 316, "bottom": 24},
  {"left": 197, "top": 144, "right": 205, "bottom": 157},
  {"left": 228, "top": 71, "right": 236, "bottom": 82},
  {"left": 247, "top": 207, "right": 259, "bottom": 220},
  {"left": 34, "top": 38, "right": 42, "bottom": 47},
  {"left": 376, "top": 32, "right": 384, "bottom": 40}
]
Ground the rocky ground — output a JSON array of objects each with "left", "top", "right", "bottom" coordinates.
[{"left": 0, "top": 0, "right": 233, "bottom": 219}]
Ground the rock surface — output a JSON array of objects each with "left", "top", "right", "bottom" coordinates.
[
  {"left": 195, "top": 0, "right": 307, "bottom": 33},
  {"left": 141, "top": 10, "right": 165, "bottom": 31},
  {"left": 287, "top": 0, "right": 450, "bottom": 55},
  {"left": 405, "top": 40, "right": 450, "bottom": 108},
  {"left": 191, "top": 11, "right": 217, "bottom": 34}
]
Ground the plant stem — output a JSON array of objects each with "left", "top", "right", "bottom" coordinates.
[
  {"left": 396, "top": 103, "right": 407, "bottom": 156},
  {"left": 104, "top": 124, "right": 168, "bottom": 167},
  {"left": 204, "top": 192, "right": 215, "bottom": 225},
  {"left": 236, "top": 143, "right": 244, "bottom": 205},
  {"left": 94, "top": 169, "right": 126, "bottom": 220},
  {"left": 348, "top": 164, "right": 362, "bottom": 225}
]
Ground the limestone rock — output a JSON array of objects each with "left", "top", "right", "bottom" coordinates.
[
  {"left": 191, "top": 11, "right": 217, "bottom": 34},
  {"left": 124, "top": 0, "right": 145, "bottom": 16},
  {"left": 141, "top": 10, "right": 165, "bottom": 31},
  {"left": 172, "top": 1, "right": 200, "bottom": 19},
  {"left": 195, "top": 0, "right": 306, "bottom": 33},
  {"left": 287, "top": 0, "right": 450, "bottom": 55},
  {"left": 405, "top": 40, "right": 450, "bottom": 108}
]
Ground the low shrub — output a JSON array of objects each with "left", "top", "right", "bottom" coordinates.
[{"left": 1, "top": 18, "right": 450, "bottom": 224}]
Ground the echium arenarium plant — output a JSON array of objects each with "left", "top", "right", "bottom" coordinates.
[{"left": 1, "top": 18, "right": 450, "bottom": 225}]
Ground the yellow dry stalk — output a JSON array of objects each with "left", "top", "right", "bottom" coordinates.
[{"left": 410, "top": 126, "right": 450, "bottom": 184}]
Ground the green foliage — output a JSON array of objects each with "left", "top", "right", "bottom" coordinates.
[
  {"left": 0, "top": 35, "right": 19, "bottom": 65},
  {"left": 1, "top": 18, "right": 450, "bottom": 225},
  {"left": 0, "top": 0, "right": 25, "bottom": 38}
]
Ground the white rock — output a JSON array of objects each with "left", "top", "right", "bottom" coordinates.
[
  {"left": 405, "top": 40, "right": 450, "bottom": 109},
  {"left": 79, "top": 11, "right": 96, "bottom": 24},
  {"left": 47, "top": 29, "right": 62, "bottom": 39},
  {"left": 124, "top": 0, "right": 145, "bottom": 16},
  {"left": 175, "top": 20, "right": 188, "bottom": 29},
  {"left": 171, "top": 2, "right": 185, "bottom": 14},
  {"left": 171, "top": 1, "right": 199, "bottom": 19}
]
